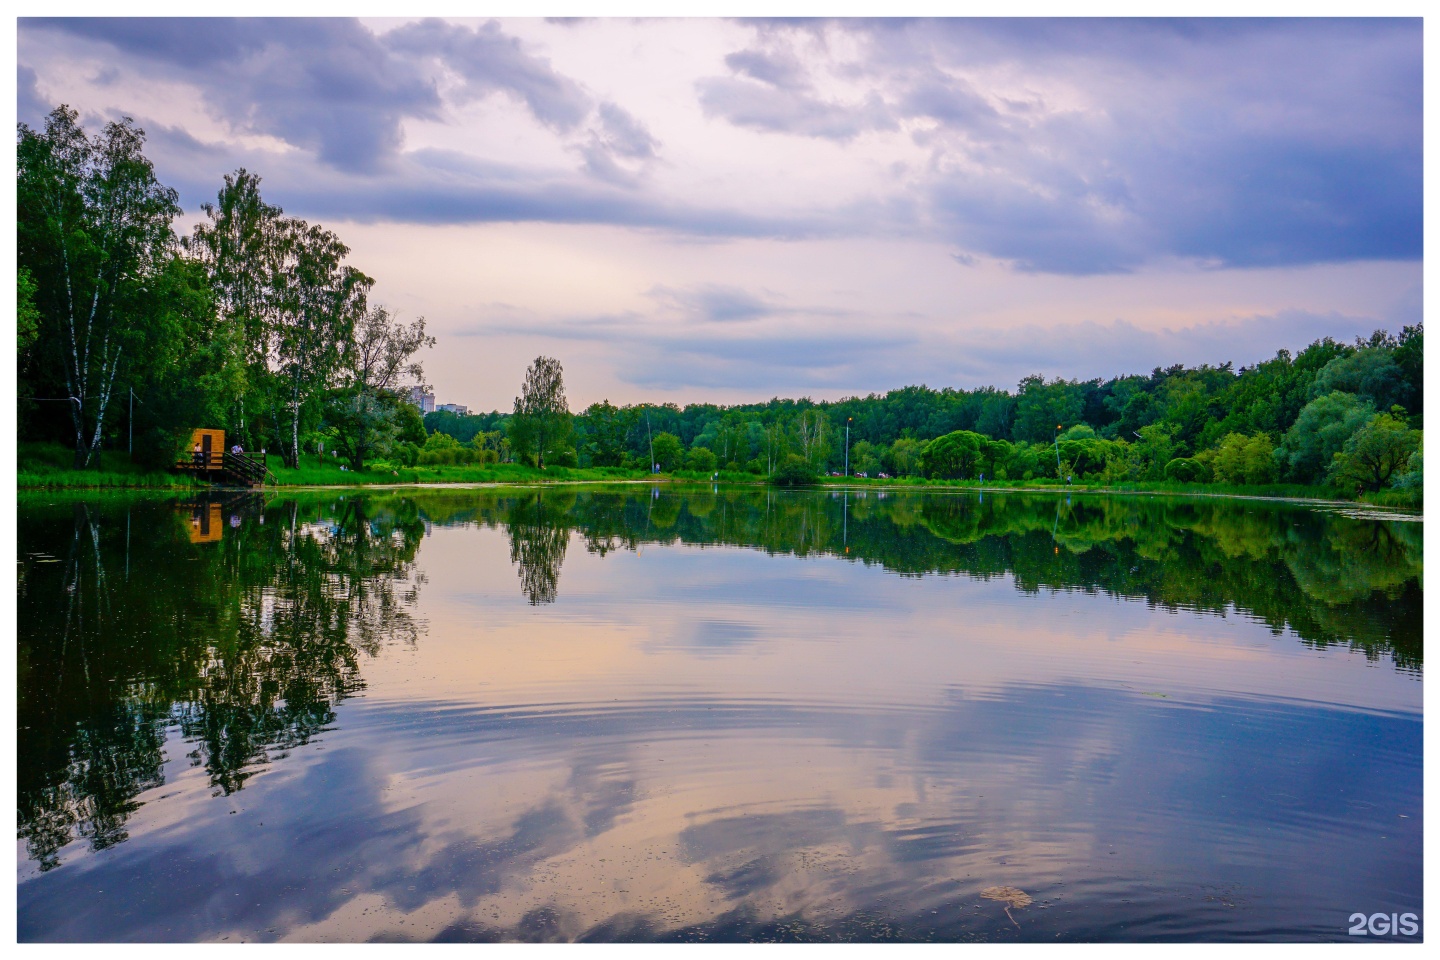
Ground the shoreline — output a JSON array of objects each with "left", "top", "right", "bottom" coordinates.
[{"left": 15, "top": 476, "right": 1421, "bottom": 516}]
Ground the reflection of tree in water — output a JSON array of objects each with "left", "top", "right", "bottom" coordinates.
[
  {"left": 507, "top": 491, "right": 573, "bottom": 604},
  {"left": 422, "top": 487, "right": 1422, "bottom": 669},
  {"left": 16, "top": 493, "right": 427, "bottom": 868}
]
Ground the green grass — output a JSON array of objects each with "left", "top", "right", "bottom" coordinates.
[
  {"left": 16, "top": 443, "right": 1418, "bottom": 511},
  {"left": 1358, "top": 488, "right": 1423, "bottom": 510},
  {"left": 18, "top": 443, "right": 201, "bottom": 489},
  {"left": 263, "top": 455, "right": 658, "bottom": 487}
]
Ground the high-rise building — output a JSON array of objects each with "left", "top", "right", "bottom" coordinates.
[{"left": 407, "top": 386, "right": 436, "bottom": 413}]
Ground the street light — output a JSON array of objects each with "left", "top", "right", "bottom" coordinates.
[
  {"left": 1055, "top": 424, "right": 1063, "bottom": 476},
  {"left": 845, "top": 417, "right": 852, "bottom": 477}
]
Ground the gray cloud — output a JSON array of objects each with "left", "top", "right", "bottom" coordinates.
[
  {"left": 385, "top": 18, "right": 591, "bottom": 133},
  {"left": 697, "top": 74, "right": 894, "bottom": 142},
  {"left": 699, "top": 19, "right": 1421, "bottom": 273},
  {"left": 17, "top": 18, "right": 1420, "bottom": 276},
  {"left": 579, "top": 102, "right": 660, "bottom": 186},
  {"left": 16, "top": 64, "right": 48, "bottom": 128},
  {"left": 26, "top": 17, "right": 440, "bottom": 172},
  {"left": 647, "top": 284, "right": 775, "bottom": 323}
]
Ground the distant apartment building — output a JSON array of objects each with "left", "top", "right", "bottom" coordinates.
[
  {"left": 437, "top": 403, "right": 470, "bottom": 415},
  {"left": 407, "top": 387, "right": 436, "bottom": 413}
]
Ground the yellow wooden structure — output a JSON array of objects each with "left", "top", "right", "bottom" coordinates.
[
  {"left": 183, "top": 503, "right": 224, "bottom": 543},
  {"left": 180, "top": 428, "right": 225, "bottom": 471}
]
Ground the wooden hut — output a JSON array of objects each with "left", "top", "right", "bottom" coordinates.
[{"left": 179, "top": 428, "right": 225, "bottom": 472}]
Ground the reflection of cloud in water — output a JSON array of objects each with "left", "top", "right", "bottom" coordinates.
[
  {"left": 18, "top": 682, "right": 1420, "bottom": 942},
  {"left": 641, "top": 618, "right": 764, "bottom": 658}
]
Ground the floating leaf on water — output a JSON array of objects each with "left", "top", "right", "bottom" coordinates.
[{"left": 981, "top": 886, "right": 1032, "bottom": 909}]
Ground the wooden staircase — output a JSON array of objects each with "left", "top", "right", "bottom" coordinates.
[{"left": 221, "top": 451, "right": 271, "bottom": 488}]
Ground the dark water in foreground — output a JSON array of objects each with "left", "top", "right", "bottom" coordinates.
[{"left": 16, "top": 486, "right": 1422, "bottom": 942}]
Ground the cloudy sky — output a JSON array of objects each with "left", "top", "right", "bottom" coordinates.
[{"left": 16, "top": 15, "right": 1423, "bottom": 412}]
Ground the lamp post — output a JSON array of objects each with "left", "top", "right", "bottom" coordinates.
[
  {"left": 1055, "top": 424, "right": 1063, "bottom": 476},
  {"left": 645, "top": 407, "right": 655, "bottom": 474},
  {"left": 845, "top": 417, "right": 852, "bottom": 477}
]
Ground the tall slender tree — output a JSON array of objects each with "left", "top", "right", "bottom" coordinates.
[
  {"left": 510, "top": 356, "right": 572, "bottom": 469},
  {"left": 17, "top": 106, "right": 181, "bottom": 467},
  {"left": 185, "top": 169, "right": 285, "bottom": 446},
  {"left": 272, "top": 218, "right": 372, "bottom": 467}
]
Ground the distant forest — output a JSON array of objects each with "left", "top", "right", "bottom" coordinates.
[{"left": 425, "top": 325, "right": 1422, "bottom": 493}]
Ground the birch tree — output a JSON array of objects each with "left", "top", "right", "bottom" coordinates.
[
  {"left": 17, "top": 107, "right": 181, "bottom": 468},
  {"left": 272, "top": 218, "right": 372, "bottom": 468}
]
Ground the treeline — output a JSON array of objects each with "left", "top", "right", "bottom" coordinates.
[
  {"left": 18, "top": 106, "right": 432, "bottom": 471},
  {"left": 427, "top": 327, "right": 1423, "bottom": 495}
]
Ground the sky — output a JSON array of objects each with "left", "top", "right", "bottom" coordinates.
[{"left": 15, "top": 15, "right": 1424, "bottom": 412}]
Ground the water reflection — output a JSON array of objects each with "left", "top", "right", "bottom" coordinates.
[
  {"left": 15, "top": 487, "right": 1422, "bottom": 941},
  {"left": 17, "top": 492, "right": 425, "bottom": 870}
]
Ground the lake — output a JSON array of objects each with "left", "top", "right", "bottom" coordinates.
[{"left": 15, "top": 485, "right": 1422, "bottom": 942}]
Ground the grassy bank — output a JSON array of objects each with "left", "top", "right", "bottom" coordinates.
[
  {"left": 263, "top": 456, "right": 662, "bottom": 486},
  {"left": 808, "top": 472, "right": 1422, "bottom": 508},
  {"left": 18, "top": 443, "right": 202, "bottom": 490},
  {"left": 16, "top": 443, "right": 1420, "bottom": 511}
]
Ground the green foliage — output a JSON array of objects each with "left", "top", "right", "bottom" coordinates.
[
  {"left": 1278, "top": 391, "right": 1375, "bottom": 483},
  {"left": 771, "top": 454, "right": 817, "bottom": 486},
  {"left": 18, "top": 106, "right": 183, "bottom": 468},
  {"left": 1209, "top": 432, "right": 1278, "bottom": 486},
  {"left": 920, "top": 430, "right": 985, "bottom": 478},
  {"left": 651, "top": 431, "right": 684, "bottom": 471},
  {"left": 578, "top": 400, "right": 630, "bottom": 467},
  {"left": 1164, "top": 458, "right": 1212, "bottom": 483},
  {"left": 685, "top": 445, "right": 717, "bottom": 473},
  {"left": 1310, "top": 336, "right": 1413, "bottom": 413},
  {"left": 17, "top": 266, "right": 39, "bottom": 356},
  {"left": 1013, "top": 375, "right": 1084, "bottom": 442},
  {"left": 1328, "top": 414, "right": 1422, "bottom": 493},
  {"left": 510, "top": 356, "right": 573, "bottom": 469}
]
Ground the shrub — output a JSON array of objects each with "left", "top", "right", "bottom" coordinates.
[
  {"left": 1164, "top": 457, "right": 1212, "bottom": 483},
  {"left": 771, "top": 454, "right": 817, "bottom": 486},
  {"left": 685, "top": 446, "right": 718, "bottom": 473}
]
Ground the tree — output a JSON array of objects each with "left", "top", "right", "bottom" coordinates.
[
  {"left": 186, "top": 169, "right": 286, "bottom": 446},
  {"left": 651, "top": 432, "right": 684, "bottom": 471},
  {"left": 1311, "top": 345, "right": 1411, "bottom": 414},
  {"left": 685, "top": 446, "right": 717, "bottom": 473},
  {"left": 510, "top": 356, "right": 572, "bottom": 468},
  {"left": 850, "top": 440, "right": 880, "bottom": 476},
  {"left": 273, "top": 218, "right": 372, "bottom": 468},
  {"left": 1164, "top": 458, "right": 1211, "bottom": 483},
  {"left": 920, "top": 430, "right": 985, "bottom": 479},
  {"left": 326, "top": 305, "right": 433, "bottom": 470},
  {"left": 888, "top": 436, "right": 925, "bottom": 476},
  {"left": 578, "top": 400, "right": 629, "bottom": 467},
  {"left": 1210, "top": 432, "right": 1278, "bottom": 486},
  {"left": 771, "top": 453, "right": 817, "bottom": 486},
  {"left": 1278, "top": 391, "right": 1375, "bottom": 483},
  {"left": 980, "top": 439, "right": 1011, "bottom": 478},
  {"left": 17, "top": 106, "right": 182, "bottom": 467},
  {"left": 1013, "top": 375, "right": 1084, "bottom": 443},
  {"left": 1328, "top": 414, "right": 1422, "bottom": 492}
]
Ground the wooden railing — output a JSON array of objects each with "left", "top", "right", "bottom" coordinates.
[
  {"left": 223, "top": 451, "right": 271, "bottom": 486},
  {"left": 178, "top": 451, "right": 224, "bottom": 470}
]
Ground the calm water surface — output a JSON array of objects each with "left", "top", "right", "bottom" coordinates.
[{"left": 16, "top": 486, "right": 1422, "bottom": 942}]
